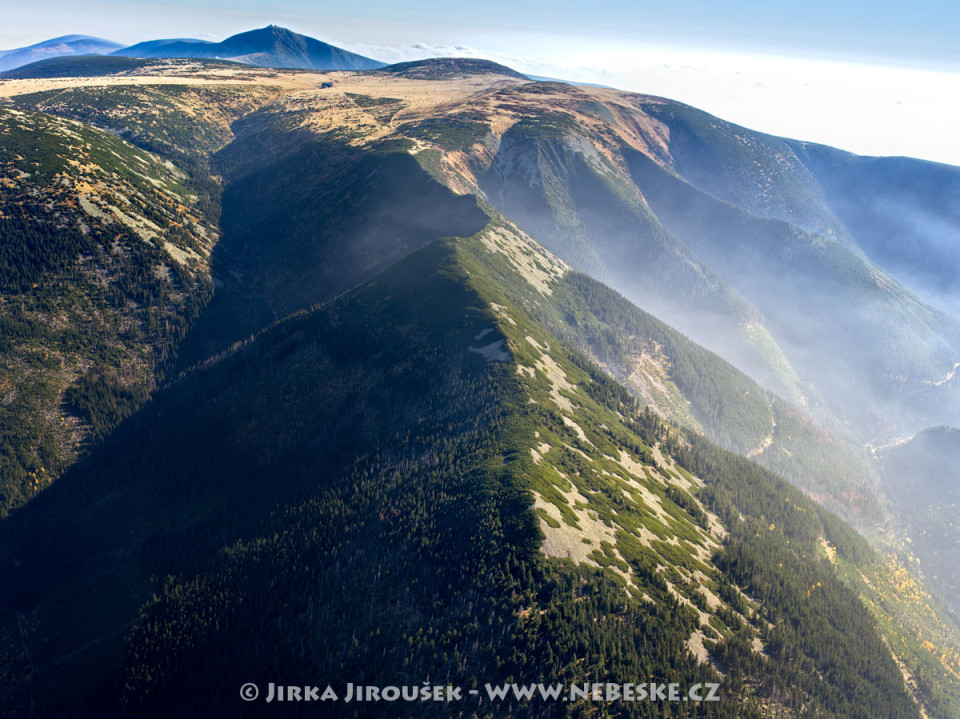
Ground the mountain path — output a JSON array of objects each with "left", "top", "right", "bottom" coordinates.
[{"left": 747, "top": 403, "right": 777, "bottom": 458}]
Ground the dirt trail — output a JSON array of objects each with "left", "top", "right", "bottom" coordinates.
[{"left": 747, "top": 403, "right": 776, "bottom": 458}]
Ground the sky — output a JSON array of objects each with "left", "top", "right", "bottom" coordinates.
[{"left": 3, "top": 0, "right": 959, "bottom": 165}]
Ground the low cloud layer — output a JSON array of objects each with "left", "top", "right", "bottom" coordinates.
[{"left": 343, "top": 41, "right": 482, "bottom": 64}]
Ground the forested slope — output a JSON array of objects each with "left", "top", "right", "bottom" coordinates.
[{"left": 0, "top": 229, "right": 943, "bottom": 717}]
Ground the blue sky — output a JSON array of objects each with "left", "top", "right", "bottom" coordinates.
[
  {"left": 4, "top": 0, "right": 959, "bottom": 67},
  {"left": 4, "top": 0, "right": 959, "bottom": 164}
]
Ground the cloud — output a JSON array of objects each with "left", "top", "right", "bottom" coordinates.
[
  {"left": 340, "top": 41, "right": 482, "bottom": 63},
  {"left": 343, "top": 40, "right": 619, "bottom": 85}
]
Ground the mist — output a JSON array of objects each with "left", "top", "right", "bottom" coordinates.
[
  {"left": 880, "top": 427, "right": 960, "bottom": 616},
  {"left": 477, "top": 106, "right": 960, "bottom": 441}
]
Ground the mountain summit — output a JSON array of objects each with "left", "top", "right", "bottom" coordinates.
[
  {"left": 114, "top": 25, "right": 384, "bottom": 71},
  {"left": 377, "top": 57, "right": 529, "bottom": 80}
]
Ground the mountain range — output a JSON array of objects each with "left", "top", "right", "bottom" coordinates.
[
  {"left": 0, "top": 26, "right": 383, "bottom": 74},
  {"left": 1, "top": 36, "right": 959, "bottom": 719},
  {"left": 113, "top": 25, "right": 384, "bottom": 70}
]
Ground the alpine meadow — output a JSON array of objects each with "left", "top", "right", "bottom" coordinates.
[{"left": 1, "top": 20, "right": 959, "bottom": 719}]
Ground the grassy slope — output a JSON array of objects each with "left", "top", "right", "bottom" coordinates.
[{"left": 518, "top": 263, "right": 885, "bottom": 527}]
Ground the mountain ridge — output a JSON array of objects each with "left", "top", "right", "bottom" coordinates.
[
  {"left": 377, "top": 57, "right": 529, "bottom": 80},
  {"left": 0, "top": 35, "right": 123, "bottom": 72}
]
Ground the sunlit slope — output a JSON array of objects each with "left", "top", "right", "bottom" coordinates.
[
  {"left": 459, "top": 224, "right": 960, "bottom": 718},
  {"left": 467, "top": 218, "right": 884, "bottom": 527},
  {"left": 0, "top": 84, "right": 279, "bottom": 515},
  {"left": 11, "top": 82, "right": 279, "bottom": 169},
  {"left": 0, "top": 230, "right": 930, "bottom": 718},
  {"left": 0, "top": 107, "right": 210, "bottom": 513}
]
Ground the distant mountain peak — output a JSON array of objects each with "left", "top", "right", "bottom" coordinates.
[
  {"left": 230, "top": 24, "right": 290, "bottom": 41},
  {"left": 377, "top": 57, "right": 528, "bottom": 81},
  {"left": 114, "top": 25, "right": 384, "bottom": 71}
]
